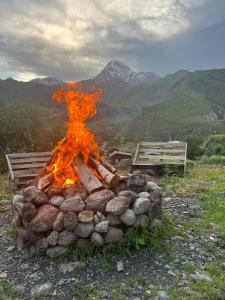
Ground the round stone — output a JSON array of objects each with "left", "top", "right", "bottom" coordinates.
[
  {"left": 95, "top": 220, "right": 109, "bottom": 233},
  {"left": 29, "top": 205, "right": 59, "bottom": 232},
  {"left": 138, "top": 192, "right": 150, "bottom": 198},
  {"left": 133, "top": 198, "right": 150, "bottom": 214},
  {"left": 60, "top": 195, "right": 84, "bottom": 212},
  {"left": 91, "top": 232, "right": 104, "bottom": 247},
  {"left": 49, "top": 195, "right": 65, "bottom": 207},
  {"left": 85, "top": 189, "right": 116, "bottom": 213},
  {"left": 53, "top": 212, "right": 64, "bottom": 231},
  {"left": 118, "top": 190, "right": 138, "bottom": 203},
  {"left": 78, "top": 210, "right": 94, "bottom": 223},
  {"left": 104, "top": 227, "right": 123, "bottom": 243},
  {"left": 75, "top": 222, "right": 94, "bottom": 238},
  {"left": 64, "top": 212, "right": 78, "bottom": 230},
  {"left": 58, "top": 230, "right": 77, "bottom": 246},
  {"left": 120, "top": 209, "right": 136, "bottom": 226},
  {"left": 107, "top": 214, "right": 122, "bottom": 226},
  {"left": 46, "top": 246, "right": 67, "bottom": 258},
  {"left": 22, "top": 186, "right": 48, "bottom": 207},
  {"left": 106, "top": 196, "right": 130, "bottom": 215},
  {"left": 47, "top": 231, "right": 59, "bottom": 246}
]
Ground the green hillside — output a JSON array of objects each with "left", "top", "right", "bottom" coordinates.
[
  {"left": 125, "top": 88, "right": 225, "bottom": 141},
  {"left": 113, "top": 70, "right": 189, "bottom": 111},
  {"left": 173, "top": 69, "right": 225, "bottom": 109}
]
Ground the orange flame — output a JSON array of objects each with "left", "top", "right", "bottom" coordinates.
[{"left": 47, "top": 82, "right": 102, "bottom": 187}]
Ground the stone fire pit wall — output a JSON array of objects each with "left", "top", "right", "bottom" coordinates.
[{"left": 12, "top": 171, "right": 162, "bottom": 257}]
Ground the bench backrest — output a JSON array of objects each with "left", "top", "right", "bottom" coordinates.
[{"left": 6, "top": 152, "right": 51, "bottom": 190}]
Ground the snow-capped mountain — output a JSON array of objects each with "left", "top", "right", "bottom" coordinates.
[
  {"left": 29, "top": 77, "right": 64, "bottom": 86},
  {"left": 95, "top": 60, "right": 159, "bottom": 85}
]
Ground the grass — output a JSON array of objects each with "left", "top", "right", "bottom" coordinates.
[
  {"left": 0, "top": 175, "right": 12, "bottom": 201},
  {"left": 0, "top": 279, "right": 17, "bottom": 299}
]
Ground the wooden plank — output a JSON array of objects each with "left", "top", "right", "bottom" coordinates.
[
  {"left": 14, "top": 173, "right": 38, "bottom": 178},
  {"left": 139, "top": 142, "right": 186, "bottom": 146},
  {"left": 133, "top": 162, "right": 184, "bottom": 166},
  {"left": 138, "top": 149, "right": 186, "bottom": 154},
  {"left": 133, "top": 143, "right": 140, "bottom": 164},
  {"left": 13, "top": 170, "right": 40, "bottom": 176},
  {"left": 7, "top": 152, "right": 51, "bottom": 158},
  {"left": 138, "top": 154, "right": 185, "bottom": 161},
  {"left": 11, "top": 162, "right": 47, "bottom": 170},
  {"left": 6, "top": 154, "right": 14, "bottom": 181},
  {"left": 139, "top": 145, "right": 186, "bottom": 150},
  {"left": 10, "top": 157, "right": 51, "bottom": 164}
]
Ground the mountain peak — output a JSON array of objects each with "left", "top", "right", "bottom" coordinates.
[{"left": 95, "top": 61, "right": 159, "bottom": 85}]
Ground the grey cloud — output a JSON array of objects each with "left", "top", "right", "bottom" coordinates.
[{"left": 0, "top": 0, "right": 225, "bottom": 80}]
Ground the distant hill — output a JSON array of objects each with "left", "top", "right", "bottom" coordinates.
[
  {"left": 29, "top": 77, "right": 64, "bottom": 86},
  {"left": 124, "top": 68, "right": 225, "bottom": 140},
  {"left": 114, "top": 69, "right": 190, "bottom": 111},
  {"left": 0, "top": 78, "right": 58, "bottom": 107},
  {"left": 1, "top": 64, "right": 225, "bottom": 142}
]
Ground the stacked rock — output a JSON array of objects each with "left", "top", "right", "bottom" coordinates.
[{"left": 12, "top": 171, "right": 162, "bottom": 256}]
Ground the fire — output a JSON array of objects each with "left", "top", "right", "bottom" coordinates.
[{"left": 47, "top": 82, "right": 102, "bottom": 187}]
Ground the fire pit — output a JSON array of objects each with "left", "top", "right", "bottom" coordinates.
[{"left": 12, "top": 83, "right": 163, "bottom": 256}]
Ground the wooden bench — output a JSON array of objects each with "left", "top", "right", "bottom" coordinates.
[
  {"left": 131, "top": 141, "right": 187, "bottom": 176},
  {"left": 6, "top": 152, "right": 51, "bottom": 190}
]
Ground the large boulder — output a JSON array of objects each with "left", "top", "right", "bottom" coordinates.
[
  {"left": 133, "top": 198, "right": 150, "bottom": 214},
  {"left": 85, "top": 189, "right": 115, "bottom": 213},
  {"left": 60, "top": 195, "right": 84, "bottom": 213},
  {"left": 104, "top": 227, "right": 123, "bottom": 243},
  {"left": 29, "top": 205, "right": 59, "bottom": 232},
  {"left": 75, "top": 222, "right": 94, "bottom": 238},
  {"left": 64, "top": 212, "right": 78, "bottom": 230},
  {"left": 22, "top": 186, "right": 48, "bottom": 207},
  {"left": 120, "top": 209, "right": 136, "bottom": 226},
  {"left": 106, "top": 196, "right": 130, "bottom": 215}
]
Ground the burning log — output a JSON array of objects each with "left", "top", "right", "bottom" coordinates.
[
  {"left": 73, "top": 157, "right": 103, "bottom": 194},
  {"left": 99, "top": 159, "right": 117, "bottom": 174},
  {"left": 89, "top": 157, "right": 120, "bottom": 187}
]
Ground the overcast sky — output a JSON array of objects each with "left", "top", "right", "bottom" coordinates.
[{"left": 0, "top": 0, "right": 225, "bottom": 81}]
